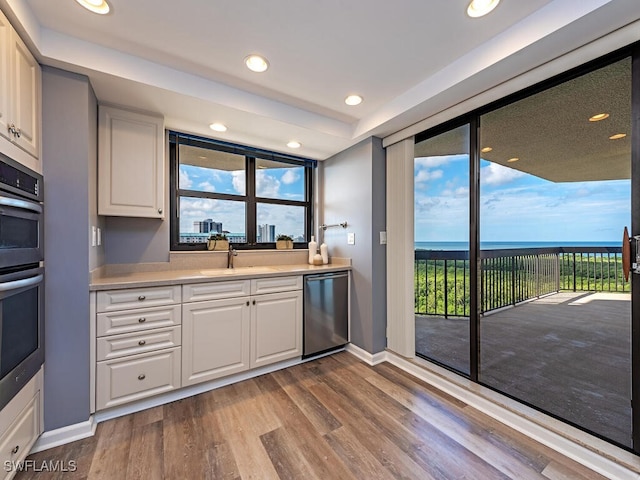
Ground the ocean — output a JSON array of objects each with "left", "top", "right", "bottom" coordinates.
[{"left": 415, "top": 241, "right": 620, "bottom": 251}]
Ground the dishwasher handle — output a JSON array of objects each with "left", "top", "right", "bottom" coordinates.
[{"left": 305, "top": 272, "right": 349, "bottom": 282}]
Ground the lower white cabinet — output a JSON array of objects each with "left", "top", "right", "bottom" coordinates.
[
  {"left": 96, "top": 347, "right": 181, "bottom": 410},
  {"left": 182, "top": 276, "right": 303, "bottom": 387},
  {"left": 251, "top": 291, "right": 302, "bottom": 368},
  {"left": 0, "top": 370, "right": 42, "bottom": 480},
  {"left": 182, "top": 297, "right": 250, "bottom": 386}
]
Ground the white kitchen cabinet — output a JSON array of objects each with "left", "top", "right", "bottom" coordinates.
[
  {"left": 182, "top": 297, "right": 251, "bottom": 386},
  {"left": 94, "top": 285, "right": 182, "bottom": 411},
  {"left": 182, "top": 275, "right": 303, "bottom": 387},
  {"left": 0, "top": 9, "right": 41, "bottom": 171},
  {"left": 0, "top": 370, "right": 42, "bottom": 480},
  {"left": 98, "top": 105, "right": 164, "bottom": 218},
  {"left": 250, "top": 290, "right": 302, "bottom": 368}
]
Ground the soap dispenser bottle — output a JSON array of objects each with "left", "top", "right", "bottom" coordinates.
[
  {"left": 308, "top": 236, "right": 317, "bottom": 265},
  {"left": 320, "top": 242, "right": 328, "bottom": 264}
]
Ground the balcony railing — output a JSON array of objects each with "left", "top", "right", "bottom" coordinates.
[{"left": 415, "top": 246, "right": 627, "bottom": 317}]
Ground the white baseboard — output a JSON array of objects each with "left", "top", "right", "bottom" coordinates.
[
  {"left": 380, "top": 351, "right": 640, "bottom": 480},
  {"left": 345, "top": 343, "right": 387, "bottom": 365},
  {"left": 31, "top": 417, "right": 96, "bottom": 454}
]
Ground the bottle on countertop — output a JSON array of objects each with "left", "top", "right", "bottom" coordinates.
[
  {"left": 308, "top": 236, "right": 317, "bottom": 265},
  {"left": 320, "top": 242, "right": 328, "bottom": 264}
]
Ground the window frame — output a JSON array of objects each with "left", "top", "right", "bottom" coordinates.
[{"left": 169, "top": 131, "right": 314, "bottom": 250}]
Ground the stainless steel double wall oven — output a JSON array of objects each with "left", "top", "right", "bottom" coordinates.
[{"left": 0, "top": 152, "right": 44, "bottom": 411}]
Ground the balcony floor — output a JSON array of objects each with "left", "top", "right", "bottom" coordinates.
[{"left": 416, "top": 291, "right": 631, "bottom": 447}]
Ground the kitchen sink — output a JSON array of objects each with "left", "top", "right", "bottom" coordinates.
[{"left": 200, "top": 266, "right": 277, "bottom": 276}]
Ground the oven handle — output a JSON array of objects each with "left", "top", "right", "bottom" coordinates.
[
  {"left": 0, "top": 274, "right": 43, "bottom": 292},
  {"left": 0, "top": 195, "right": 42, "bottom": 214}
]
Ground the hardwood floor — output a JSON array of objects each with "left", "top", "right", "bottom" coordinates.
[{"left": 15, "top": 353, "right": 609, "bottom": 479}]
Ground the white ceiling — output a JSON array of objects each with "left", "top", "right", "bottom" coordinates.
[{"left": 1, "top": 0, "right": 639, "bottom": 160}]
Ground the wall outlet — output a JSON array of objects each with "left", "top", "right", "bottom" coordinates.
[
  {"left": 347, "top": 232, "right": 355, "bottom": 245},
  {"left": 91, "top": 226, "right": 97, "bottom": 247},
  {"left": 380, "top": 231, "right": 387, "bottom": 245},
  {"left": 97, "top": 227, "right": 102, "bottom": 246}
]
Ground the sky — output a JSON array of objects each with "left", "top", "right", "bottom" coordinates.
[
  {"left": 414, "top": 154, "right": 631, "bottom": 243},
  {"left": 179, "top": 163, "right": 305, "bottom": 239}
]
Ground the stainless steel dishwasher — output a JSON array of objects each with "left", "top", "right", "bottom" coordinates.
[{"left": 303, "top": 271, "right": 349, "bottom": 357}]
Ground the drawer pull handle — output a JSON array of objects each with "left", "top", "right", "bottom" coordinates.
[
  {"left": 138, "top": 374, "right": 146, "bottom": 381},
  {"left": 11, "top": 445, "right": 19, "bottom": 455},
  {"left": 138, "top": 317, "right": 146, "bottom": 323},
  {"left": 138, "top": 295, "right": 146, "bottom": 301},
  {"left": 138, "top": 340, "right": 146, "bottom": 346}
]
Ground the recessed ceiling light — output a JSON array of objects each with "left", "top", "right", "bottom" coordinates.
[
  {"left": 589, "top": 113, "right": 610, "bottom": 122},
  {"left": 345, "top": 95, "right": 363, "bottom": 106},
  {"left": 481, "top": 146, "right": 493, "bottom": 153},
  {"left": 244, "top": 54, "right": 269, "bottom": 73},
  {"left": 209, "top": 123, "right": 227, "bottom": 132},
  {"left": 75, "top": 0, "right": 110, "bottom": 14},
  {"left": 609, "top": 133, "right": 627, "bottom": 140},
  {"left": 467, "top": 0, "right": 500, "bottom": 18},
  {"left": 507, "top": 157, "right": 519, "bottom": 163},
  {"left": 287, "top": 141, "right": 301, "bottom": 149}
]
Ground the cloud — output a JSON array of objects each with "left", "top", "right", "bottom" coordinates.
[
  {"left": 256, "top": 171, "right": 280, "bottom": 197},
  {"left": 197, "top": 181, "right": 216, "bottom": 193},
  {"left": 281, "top": 168, "right": 300, "bottom": 185},
  {"left": 481, "top": 163, "right": 525, "bottom": 186},
  {"left": 415, "top": 154, "right": 464, "bottom": 169},
  {"left": 179, "top": 168, "right": 192, "bottom": 189},
  {"left": 415, "top": 169, "right": 443, "bottom": 183},
  {"left": 231, "top": 171, "right": 246, "bottom": 195}
]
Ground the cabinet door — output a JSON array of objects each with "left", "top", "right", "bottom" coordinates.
[
  {"left": 98, "top": 106, "right": 164, "bottom": 218},
  {"left": 10, "top": 30, "right": 39, "bottom": 158},
  {"left": 0, "top": 10, "right": 11, "bottom": 144},
  {"left": 251, "top": 290, "right": 302, "bottom": 368},
  {"left": 182, "top": 297, "right": 250, "bottom": 386}
]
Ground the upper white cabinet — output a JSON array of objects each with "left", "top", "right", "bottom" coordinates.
[
  {"left": 0, "top": 9, "right": 41, "bottom": 172},
  {"left": 98, "top": 105, "right": 165, "bottom": 218}
]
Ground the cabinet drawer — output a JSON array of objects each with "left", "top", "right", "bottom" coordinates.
[
  {"left": 0, "top": 393, "right": 39, "bottom": 480},
  {"left": 97, "top": 304, "right": 181, "bottom": 337},
  {"left": 96, "top": 347, "right": 181, "bottom": 411},
  {"left": 183, "top": 280, "right": 250, "bottom": 302},
  {"left": 97, "top": 286, "right": 181, "bottom": 313},
  {"left": 97, "top": 326, "right": 181, "bottom": 361},
  {"left": 251, "top": 276, "right": 302, "bottom": 295}
]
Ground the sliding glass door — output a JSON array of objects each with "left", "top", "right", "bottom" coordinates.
[
  {"left": 478, "top": 57, "right": 632, "bottom": 447},
  {"left": 414, "top": 49, "right": 639, "bottom": 450}
]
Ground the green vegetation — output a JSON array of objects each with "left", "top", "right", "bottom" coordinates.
[{"left": 415, "top": 252, "right": 629, "bottom": 317}]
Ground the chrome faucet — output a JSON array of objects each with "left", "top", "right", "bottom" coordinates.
[{"left": 227, "top": 244, "right": 238, "bottom": 268}]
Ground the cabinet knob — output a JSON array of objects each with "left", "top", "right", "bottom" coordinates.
[
  {"left": 253, "top": 300, "right": 256, "bottom": 305},
  {"left": 138, "top": 340, "right": 146, "bottom": 346},
  {"left": 14, "top": 127, "right": 21, "bottom": 139},
  {"left": 158, "top": 208, "right": 163, "bottom": 214},
  {"left": 138, "top": 317, "right": 146, "bottom": 323},
  {"left": 138, "top": 374, "right": 146, "bottom": 381},
  {"left": 246, "top": 301, "right": 250, "bottom": 306},
  {"left": 11, "top": 445, "right": 19, "bottom": 455},
  {"left": 138, "top": 295, "right": 146, "bottom": 301}
]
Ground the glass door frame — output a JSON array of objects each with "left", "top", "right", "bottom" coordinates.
[{"left": 415, "top": 41, "right": 640, "bottom": 453}]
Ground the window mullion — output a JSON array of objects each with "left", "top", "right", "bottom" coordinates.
[{"left": 246, "top": 157, "right": 257, "bottom": 246}]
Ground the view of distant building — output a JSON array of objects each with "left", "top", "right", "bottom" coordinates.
[
  {"left": 193, "top": 218, "right": 222, "bottom": 234},
  {"left": 258, "top": 224, "right": 276, "bottom": 243}
]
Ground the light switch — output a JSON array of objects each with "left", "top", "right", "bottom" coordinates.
[
  {"left": 91, "top": 226, "right": 97, "bottom": 247},
  {"left": 97, "top": 227, "right": 102, "bottom": 246},
  {"left": 347, "top": 232, "right": 355, "bottom": 245},
  {"left": 380, "top": 231, "right": 387, "bottom": 245}
]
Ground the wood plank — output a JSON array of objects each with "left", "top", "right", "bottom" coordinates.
[
  {"left": 271, "top": 367, "right": 342, "bottom": 435},
  {"left": 260, "top": 428, "right": 319, "bottom": 480},
  {"left": 253, "top": 374, "right": 358, "bottom": 480},
  {"left": 126, "top": 420, "right": 163, "bottom": 480},
  {"left": 86, "top": 416, "right": 134, "bottom": 480}
]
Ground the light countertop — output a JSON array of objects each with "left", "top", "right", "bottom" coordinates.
[{"left": 90, "top": 263, "right": 351, "bottom": 291}]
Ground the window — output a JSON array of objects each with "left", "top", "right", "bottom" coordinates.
[{"left": 169, "top": 132, "right": 314, "bottom": 249}]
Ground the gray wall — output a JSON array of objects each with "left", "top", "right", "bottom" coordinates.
[
  {"left": 42, "top": 67, "right": 102, "bottom": 430},
  {"left": 322, "top": 137, "right": 386, "bottom": 354}
]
